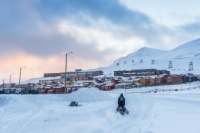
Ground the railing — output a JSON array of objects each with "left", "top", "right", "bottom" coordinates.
[{"left": 124, "top": 86, "right": 200, "bottom": 94}]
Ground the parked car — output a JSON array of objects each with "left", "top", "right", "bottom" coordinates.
[
  {"left": 21, "top": 88, "right": 28, "bottom": 94},
  {"left": 4, "top": 88, "right": 16, "bottom": 94},
  {"left": 0, "top": 88, "right": 4, "bottom": 94},
  {"left": 4, "top": 89, "right": 10, "bottom": 94},
  {"left": 15, "top": 88, "right": 22, "bottom": 94}
]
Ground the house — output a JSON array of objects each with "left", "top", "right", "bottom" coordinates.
[
  {"left": 36, "top": 81, "right": 79, "bottom": 94},
  {"left": 38, "top": 88, "right": 48, "bottom": 94},
  {"left": 93, "top": 75, "right": 106, "bottom": 82},
  {"left": 95, "top": 83, "right": 106, "bottom": 89},
  {"left": 166, "top": 75, "right": 182, "bottom": 84},
  {"left": 48, "top": 88, "right": 56, "bottom": 94},
  {"left": 55, "top": 86, "right": 65, "bottom": 94},
  {"left": 139, "top": 75, "right": 159, "bottom": 86},
  {"left": 38, "top": 84, "right": 53, "bottom": 94},
  {"left": 112, "top": 76, "right": 123, "bottom": 84},
  {"left": 74, "top": 80, "right": 95, "bottom": 87},
  {"left": 133, "top": 77, "right": 142, "bottom": 84},
  {"left": 166, "top": 75, "right": 173, "bottom": 84},
  {"left": 197, "top": 75, "right": 200, "bottom": 81},
  {"left": 182, "top": 74, "right": 198, "bottom": 83},
  {"left": 155, "top": 74, "right": 168, "bottom": 85},
  {"left": 133, "top": 83, "right": 142, "bottom": 88},
  {"left": 149, "top": 76, "right": 157, "bottom": 85},
  {"left": 66, "top": 85, "right": 78, "bottom": 93},
  {"left": 115, "top": 83, "right": 132, "bottom": 89},
  {"left": 100, "top": 82, "right": 115, "bottom": 91},
  {"left": 172, "top": 75, "right": 182, "bottom": 84},
  {"left": 140, "top": 77, "right": 150, "bottom": 85},
  {"left": 155, "top": 75, "right": 161, "bottom": 85}
]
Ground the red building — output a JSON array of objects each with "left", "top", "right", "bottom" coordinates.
[{"left": 100, "top": 82, "right": 115, "bottom": 91}]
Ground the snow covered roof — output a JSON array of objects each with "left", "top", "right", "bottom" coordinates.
[
  {"left": 54, "top": 85, "right": 64, "bottom": 88},
  {"left": 39, "top": 76, "right": 61, "bottom": 81},
  {"left": 148, "top": 75, "right": 158, "bottom": 79},
  {"left": 20, "top": 77, "right": 44, "bottom": 84},
  {"left": 116, "top": 83, "right": 132, "bottom": 86},
  {"left": 93, "top": 75, "right": 106, "bottom": 79},
  {"left": 104, "top": 82, "right": 114, "bottom": 86},
  {"left": 20, "top": 76, "right": 62, "bottom": 84},
  {"left": 156, "top": 74, "right": 168, "bottom": 78},
  {"left": 74, "top": 80, "right": 94, "bottom": 83}
]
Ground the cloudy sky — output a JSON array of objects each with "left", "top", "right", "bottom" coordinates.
[{"left": 1, "top": 0, "right": 200, "bottom": 82}]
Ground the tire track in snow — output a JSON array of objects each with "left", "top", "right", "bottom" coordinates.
[
  {"left": 109, "top": 94, "right": 154, "bottom": 133},
  {"left": 0, "top": 95, "right": 62, "bottom": 133}
]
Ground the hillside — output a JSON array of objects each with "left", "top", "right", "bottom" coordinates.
[{"left": 100, "top": 38, "right": 200, "bottom": 75}]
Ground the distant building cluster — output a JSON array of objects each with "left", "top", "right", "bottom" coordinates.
[
  {"left": 44, "top": 70, "right": 103, "bottom": 81},
  {"left": 114, "top": 69, "right": 170, "bottom": 77},
  {"left": 0, "top": 69, "right": 200, "bottom": 94}
]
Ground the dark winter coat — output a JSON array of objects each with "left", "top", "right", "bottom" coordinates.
[{"left": 118, "top": 96, "right": 125, "bottom": 107}]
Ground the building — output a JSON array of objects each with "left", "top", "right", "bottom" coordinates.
[
  {"left": 155, "top": 74, "right": 168, "bottom": 85},
  {"left": 39, "top": 76, "right": 62, "bottom": 84},
  {"left": 182, "top": 74, "right": 198, "bottom": 83},
  {"left": 100, "top": 82, "right": 115, "bottom": 91},
  {"left": 44, "top": 70, "right": 103, "bottom": 81},
  {"left": 43, "top": 73, "right": 62, "bottom": 77},
  {"left": 140, "top": 77, "right": 151, "bottom": 86},
  {"left": 114, "top": 69, "right": 170, "bottom": 77},
  {"left": 166, "top": 75, "right": 182, "bottom": 84},
  {"left": 139, "top": 76, "right": 157, "bottom": 86}
]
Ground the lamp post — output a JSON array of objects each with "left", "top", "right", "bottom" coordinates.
[
  {"left": 9, "top": 73, "right": 14, "bottom": 89},
  {"left": 181, "top": 80, "right": 182, "bottom": 90},
  {"left": 3, "top": 79, "right": 5, "bottom": 90},
  {"left": 19, "top": 67, "right": 26, "bottom": 88},
  {"left": 65, "top": 52, "right": 73, "bottom": 93}
]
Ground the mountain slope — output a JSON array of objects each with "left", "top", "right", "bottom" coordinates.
[
  {"left": 169, "top": 38, "right": 200, "bottom": 59},
  {"left": 101, "top": 38, "right": 200, "bottom": 75}
]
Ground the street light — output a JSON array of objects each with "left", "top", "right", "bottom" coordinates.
[
  {"left": 9, "top": 73, "right": 14, "bottom": 89},
  {"left": 65, "top": 52, "right": 73, "bottom": 93},
  {"left": 19, "top": 67, "right": 26, "bottom": 88},
  {"left": 2, "top": 79, "right": 5, "bottom": 90}
]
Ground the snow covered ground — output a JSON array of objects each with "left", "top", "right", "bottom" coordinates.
[
  {"left": 1, "top": 82, "right": 200, "bottom": 133},
  {"left": 97, "top": 38, "right": 200, "bottom": 76}
]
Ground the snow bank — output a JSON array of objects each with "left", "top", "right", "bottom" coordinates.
[
  {"left": 63, "top": 87, "right": 113, "bottom": 103},
  {"left": 1, "top": 83, "right": 200, "bottom": 133}
]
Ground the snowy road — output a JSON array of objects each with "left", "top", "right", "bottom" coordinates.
[{"left": 1, "top": 85, "right": 200, "bottom": 133}]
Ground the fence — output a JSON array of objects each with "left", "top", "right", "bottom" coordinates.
[{"left": 124, "top": 86, "right": 200, "bottom": 94}]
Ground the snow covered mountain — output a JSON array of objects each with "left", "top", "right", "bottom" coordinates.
[
  {"left": 169, "top": 38, "right": 200, "bottom": 59},
  {"left": 100, "top": 38, "right": 200, "bottom": 75},
  {"left": 115, "top": 47, "right": 167, "bottom": 63}
]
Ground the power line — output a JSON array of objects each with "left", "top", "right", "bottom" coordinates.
[
  {"left": 24, "top": 55, "right": 65, "bottom": 70},
  {"left": 71, "top": 55, "right": 118, "bottom": 61}
]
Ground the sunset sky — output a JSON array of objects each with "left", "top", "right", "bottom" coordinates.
[{"left": 1, "top": 0, "right": 200, "bottom": 83}]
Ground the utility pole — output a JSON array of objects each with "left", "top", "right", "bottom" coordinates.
[
  {"left": 3, "top": 79, "right": 5, "bottom": 90},
  {"left": 168, "top": 61, "right": 172, "bottom": 69},
  {"left": 19, "top": 67, "right": 26, "bottom": 88},
  {"left": 65, "top": 52, "right": 73, "bottom": 93},
  {"left": 10, "top": 75, "right": 11, "bottom": 88},
  {"left": 189, "top": 62, "right": 193, "bottom": 71},
  {"left": 9, "top": 74, "right": 14, "bottom": 89}
]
